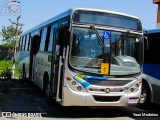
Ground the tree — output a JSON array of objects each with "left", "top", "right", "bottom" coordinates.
[
  {"left": 1, "top": 18, "right": 23, "bottom": 79},
  {"left": 1, "top": 23, "right": 22, "bottom": 51},
  {"left": 2, "top": 25, "right": 22, "bottom": 41}
]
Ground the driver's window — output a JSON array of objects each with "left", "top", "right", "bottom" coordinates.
[{"left": 48, "top": 22, "right": 59, "bottom": 52}]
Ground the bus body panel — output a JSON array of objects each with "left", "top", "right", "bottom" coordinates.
[
  {"left": 61, "top": 56, "right": 142, "bottom": 106},
  {"left": 142, "top": 73, "right": 160, "bottom": 104},
  {"left": 33, "top": 52, "right": 51, "bottom": 89},
  {"left": 17, "top": 51, "right": 30, "bottom": 78},
  {"left": 21, "top": 8, "right": 141, "bottom": 37},
  {"left": 62, "top": 79, "right": 141, "bottom": 106},
  {"left": 62, "top": 87, "right": 141, "bottom": 106}
]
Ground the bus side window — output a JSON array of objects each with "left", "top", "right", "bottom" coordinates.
[
  {"left": 20, "top": 36, "right": 24, "bottom": 50},
  {"left": 21, "top": 36, "right": 26, "bottom": 51},
  {"left": 18, "top": 37, "right": 22, "bottom": 51},
  {"left": 40, "top": 28, "right": 47, "bottom": 51},
  {"left": 25, "top": 34, "right": 29, "bottom": 51},
  {"left": 48, "top": 22, "right": 59, "bottom": 52},
  {"left": 32, "top": 35, "right": 41, "bottom": 54},
  {"left": 22, "top": 35, "right": 27, "bottom": 51},
  {"left": 44, "top": 26, "right": 51, "bottom": 51},
  {"left": 145, "top": 37, "right": 160, "bottom": 64},
  {"left": 30, "top": 30, "right": 40, "bottom": 54},
  {"left": 27, "top": 34, "right": 31, "bottom": 51}
]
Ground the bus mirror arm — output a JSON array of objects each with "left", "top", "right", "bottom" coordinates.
[
  {"left": 144, "top": 36, "right": 149, "bottom": 50},
  {"left": 62, "top": 47, "right": 66, "bottom": 63}
]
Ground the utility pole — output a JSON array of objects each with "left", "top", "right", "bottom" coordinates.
[{"left": 10, "top": 15, "right": 23, "bottom": 79}]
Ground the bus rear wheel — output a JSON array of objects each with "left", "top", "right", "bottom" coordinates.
[
  {"left": 44, "top": 74, "right": 53, "bottom": 105},
  {"left": 45, "top": 83, "right": 53, "bottom": 104}
]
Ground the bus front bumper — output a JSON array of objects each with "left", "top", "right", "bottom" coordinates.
[{"left": 62, "top": 86, "right": 140, "bottom": 106}]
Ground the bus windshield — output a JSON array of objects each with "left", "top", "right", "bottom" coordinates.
[{"left": 70, "top": 27, "right": 142, "bottom": 75}]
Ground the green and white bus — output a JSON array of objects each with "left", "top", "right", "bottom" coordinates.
[{"left": 17, "top": 8, "right": 144, "bottom": 106}]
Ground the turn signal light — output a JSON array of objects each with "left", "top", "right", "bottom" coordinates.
[{"left": 66, "top": 77, "right": 72, "bottom": 81}]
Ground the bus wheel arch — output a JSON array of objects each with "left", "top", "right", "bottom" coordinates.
[{"left": 139, "top": 79, "right": 151, "bottom": 106}]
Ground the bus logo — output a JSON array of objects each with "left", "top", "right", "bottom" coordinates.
[{"left": 105, "top": 88, "right": 110, "bottom": 93}]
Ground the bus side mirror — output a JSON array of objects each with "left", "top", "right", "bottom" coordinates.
[{"left": 144, "top": 36, "right": 149, "bottom": 50}]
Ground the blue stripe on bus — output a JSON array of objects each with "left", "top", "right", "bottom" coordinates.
[
  {"left": 143, "top": 63, "right": 160, "bottom": 80},
  {"left": 73, "top": 75, "right": 110, "bottom": 88},
  {"left": 82, "top": 82, "right": 91, "bottom": 88},
  {"left": 73, "top": 76, "right": 91, "bottom": 88},
  {"left": 17, "top": 52, "right": 30, "bottom": 63},
  {"left": 85, "top": 76, "right": 108, "bottom": 80}
]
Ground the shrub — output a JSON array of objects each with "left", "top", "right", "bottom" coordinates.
[{"left": 0, "top": 60, "right": 22, "bottom": 79}]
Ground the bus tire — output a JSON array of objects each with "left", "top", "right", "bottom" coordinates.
[
  {"left": 22, "top": 64, "right": 26, "bottom": 81},
  {"left": 43, "top": 74, "right": 53, "bottom": 104},
  {"left": 139, "top": 80, "right": 151, "bottom": 107}
]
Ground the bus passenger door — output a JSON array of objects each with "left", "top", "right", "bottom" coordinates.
[
  {"left": 29, "top": 33, "right": 41, "bottom": 81},
  {"left": 50, "top": 26, "right": 68, "bottom": 102},
  {"left": 49, "top": 23, "right": 60, "bottom": 98}
]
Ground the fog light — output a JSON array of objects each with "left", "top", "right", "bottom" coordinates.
[
  {"left": 130, "top": 88, "right": 135, "bottom": 92},
  {"left": 72, "top": 81, "right": 76, "bottom": 85},
  {"left": 135, "top": 83, "right": 139, "bottom": 88},
  {"left": 77, "top": 86, "right": 82, "bottom": 91}
]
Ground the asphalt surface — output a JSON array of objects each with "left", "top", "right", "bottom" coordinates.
[{"left": 0, "top": 79, "right": 160, "bottom": 120}]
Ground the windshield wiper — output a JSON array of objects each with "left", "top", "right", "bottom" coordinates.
[
  {"left": 90, "top": 25, "right": 108, "bottom": 63},
  {"left": 90, "top": 25, "right": 104, "bottom": 47}
]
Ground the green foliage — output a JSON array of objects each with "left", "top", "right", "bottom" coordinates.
[
  {"left": 0, "top": 60, "right": 12, "bottom": 78},
  {"left": 1, "top": 25, "right": 22, "bottom": 41},
  {"left": 15, "top": 62, "right": 22, "bottom": 78},
  {"left": 0, "top": 60, "right": 22, "bottom": 78},
  {"left": 1, "top": 67, "right": 12, "bottom": 78},
  {"left": 3, "top": 40, "right": 16, "bottom": 51},
  {"left": 0, "top": 60, "right": 12, "bottom": 70},
  {"left": 1, "top": 20, "right": 23, "bottom": 50}
]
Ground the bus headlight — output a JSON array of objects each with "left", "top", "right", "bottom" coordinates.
[
  {"left": 135, "top": 83, "right": 140, "bottom": 88},
  {"left": 130, "top": 80, "right": 141, "bottom": 93},
  {"left": 130, "top": 87, "right": 137, "bottom": 93},
  {"left": 71, "top": 81, "right": 77, "bottom": 85},
  {"left": 66, "top": 77, "right": 86, "bottom": 92},
  {"left": 77, "top": 86, "right": 82, "bottom": 91}
]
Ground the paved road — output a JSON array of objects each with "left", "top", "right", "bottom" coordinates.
[{"left": 0, "top": 79, "right": 160, "bottom": 120}]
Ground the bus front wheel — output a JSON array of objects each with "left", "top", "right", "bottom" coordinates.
[{"left": 139, "top": 81, "right": 151, "bottom": 106}]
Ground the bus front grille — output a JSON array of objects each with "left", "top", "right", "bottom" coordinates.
[
  {"left": 86, "top": 80, "right": 132, "bottom": 86},
  {"left": 93, "top": 95, "right": 121, "bottom": 102}
]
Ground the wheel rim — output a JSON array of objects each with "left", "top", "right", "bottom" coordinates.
[{"left": 139, "top": 87, "right": 147, "bottom": 104}]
